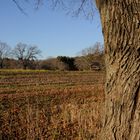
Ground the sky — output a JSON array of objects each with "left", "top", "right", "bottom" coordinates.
[{"left": 0, "top": 0, "right": 103, "bottom": 59}]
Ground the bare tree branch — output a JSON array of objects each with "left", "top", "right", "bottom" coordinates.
[
  {"left": 12, "top": 0, "right": 28, "bottom": 15},
  {"left": 11, "top": 0, "right": 95, "bottom": 19}
]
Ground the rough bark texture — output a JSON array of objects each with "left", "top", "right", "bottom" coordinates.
[{"left": 96, "top": 0, "right": 140, "bottom": 139}]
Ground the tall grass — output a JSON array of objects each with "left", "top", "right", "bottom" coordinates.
[{"left": 0, "top": 70, "right": 105, "bottom": 140}]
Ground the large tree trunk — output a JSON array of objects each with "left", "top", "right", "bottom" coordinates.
[{"left": 96, "top": 0, "right": 140, "bottom": 139}]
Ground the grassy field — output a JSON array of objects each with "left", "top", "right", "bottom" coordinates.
[{"left": 0, "top": 70, "right": 105, "bottom": 140}]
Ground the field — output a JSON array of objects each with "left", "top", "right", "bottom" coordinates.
[{"left": 0, "top": 70, "right": 105, "bottom": 140}]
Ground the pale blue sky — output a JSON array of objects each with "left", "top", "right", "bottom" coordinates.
[{"left": 0, "top": 0, "right": 103, "bottom": 59}]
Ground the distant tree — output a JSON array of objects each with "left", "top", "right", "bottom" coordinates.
[
  {"left": 13, "top": 43, "right": 41, "bottom": 69},
  {"left": 57, "top": 56, "right": 77, "bottom": 71},
  {"left": 75, "top": 56, "right": 89, "bottom": 71},
  {"left": 79, "top": 42, "right": 104, "bottom": 70},
  {"left": 4, "top": 58, "right": 19, "bottom": 69},
  {"left": 0, "top": 41, "right": 11, "bottom": 68},
  {"left": 39, "top": 58, "right": 59, "bottom": 70}
]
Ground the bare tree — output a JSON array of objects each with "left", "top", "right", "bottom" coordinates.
[
  {"left": 0, "top": 41, "right": 11, "bottom": 68},
  {"left": 75, "top": 56, "right": 89, "bottom": 70},
  {"left": 13, "top": 43, "right": 41, "bottom": 69},
  {"left": 79, "top": 42, "right": 104, "bottom": 70}
]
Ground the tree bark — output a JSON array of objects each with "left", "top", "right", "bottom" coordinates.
[{"left": 96, "top": 0, "right": 140, "bottom": 139}]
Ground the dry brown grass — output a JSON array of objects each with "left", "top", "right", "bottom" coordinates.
[{"left": 0, "top": 70, "right": 105, "bottom": 140}]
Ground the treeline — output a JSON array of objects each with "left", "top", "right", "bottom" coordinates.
[
  {"left": 0, "top": 41, "right": 105, "bottom": 71},
  {"left": 0, "top": 42, "right": 41, "bottom": 69}
]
